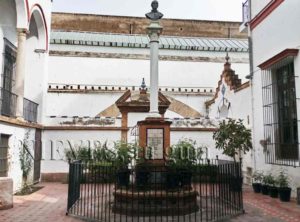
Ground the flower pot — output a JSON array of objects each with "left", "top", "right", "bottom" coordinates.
[
  {"left": 180, "top": 170, "right": 193, "bottom": 189},
  {"left": 117, "top": 169, "right": 130, "bottom": 187},
  {"left": 166, "top": 171, "right": 180, "bottom": 190},
  {"left": 261, "top": 185, "right": 269, "bottom": 195},
  {"left": 252, "top": 183, "right": 262, "bottom": 193},
  {"left": 279, "top": 187, "right": 291, "bottom": 202},
  {"left": 269, "top": 186, "right": 278, "bottom": 198},
  {"left": 135, "top": 169, "right": 150, "bottom": 188}
]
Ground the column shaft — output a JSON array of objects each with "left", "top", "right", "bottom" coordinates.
[{"left": 15, "top": 29, "right": 27, "bottom": 118}]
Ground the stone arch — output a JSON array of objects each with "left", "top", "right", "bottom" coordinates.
[{"left": 28, "top": 5, "right": 48, "bottom": 51}]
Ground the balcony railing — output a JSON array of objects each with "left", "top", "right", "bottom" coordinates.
[
  {"left": 23, "top": 98, "right": 38, "bottom": 123},
  {"left": 0, "top": 87, "right": 17, "bottom": 117},
  {"left": 242, "top": 0, "right": 250, "bottom": 24}
]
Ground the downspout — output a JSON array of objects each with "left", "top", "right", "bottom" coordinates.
[{"left": 246, "top": 0, "right": 257, "bottom": 171}]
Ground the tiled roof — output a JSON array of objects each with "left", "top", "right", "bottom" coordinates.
[{"left": 50, "top": 31, "right": 249, "bottom": 52}]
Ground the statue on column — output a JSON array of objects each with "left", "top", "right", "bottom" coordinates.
[{"left": 146, "top": 0, "right": 164, "bottom": 20}]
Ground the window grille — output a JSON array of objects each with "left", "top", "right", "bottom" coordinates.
[
  {"left": 23, "top": 98, "right": 38, "bottom": 123},
  {"left": 262, "top": 58, "right": 300, "bottom": 167},
  {"left": 0, "top": 134, "right": 9, "bottom": 177},
  {"left": 0, "top": 39, "right": 17, "bottom": 117}
]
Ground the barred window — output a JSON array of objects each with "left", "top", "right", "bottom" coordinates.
[
  {"left": 262, "top": 59, "right": 299, "bottom": 166},
  {"left": 0, "top": 134, "right": 9, "bottom": 177},
  {"left": 2, "top": 38, "right": 16, "bottom": 91}
]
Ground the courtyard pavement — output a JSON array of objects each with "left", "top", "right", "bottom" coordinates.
[{"left": 0, "top": 183, "right": 299, "bottom": 222}]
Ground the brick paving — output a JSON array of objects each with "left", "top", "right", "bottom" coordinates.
[{"left": 0, "top": 183, "right": 299, "bottom": 222}]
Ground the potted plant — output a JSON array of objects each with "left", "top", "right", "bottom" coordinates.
[
  {"left": 213, "top": 119, "right": 252, "bottom": 192},
  {"left": 135, "top": 146, "right": 151, "bottom": 189},
  {"left": 165, "top": 158, "right": 180, "bottom": 190},
  {"left": 261, "top": 173, "right": 272, "bottom": 195},
  {"left": 168, "top": 139, "right": 201, "bottom": 189},
  {"left": 267, "top": 174, "right": 278, "bottom": 198},
  {"left": 113, "top": 141, "right": 134, "bottom": 187},
  {"left": 277, "top": 170, "right": 292, "bottom": 202},
  {"left": 252, "top": 171, "right": 263, "bottom": 193}
]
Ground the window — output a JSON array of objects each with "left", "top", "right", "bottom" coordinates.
[
  {"left": 262, "top": 60, "right": 299, "bottom": 166},
  {"left": 2, "top": 38, "right": 16, "bottom": 91},
  {"left": 0, "top": 134, "right": 9, "bottom": 177},
  {"left": 1, "top": 39, "right": 17, "bottom": 117}
]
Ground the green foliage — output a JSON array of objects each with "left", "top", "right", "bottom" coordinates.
[
  {"left": 276, "top": 170, "right": 290, "bottom": 188},
  {"left": 113, "top": 141, "right": 137, "bottom": 169},
  {"left": 168, "top": 139, "right": 203, "bottom": 170},
  {"left": 93, "top": 142, "right": 115, "bottom": 162},
  {"left": 262, "top": 173, "right": 276, "bottom": 186},
  {"left": 65, "top": 146, "right": 91, "bottom": 162},
  {"left": 19, "top": 131, "right": 33, "bottom": 189},
  {"left": 213, "top": 119, "right": 252, "bottom": 161},
  {"left": 252, "top": 171, "right": 264, "bottom": 183}
]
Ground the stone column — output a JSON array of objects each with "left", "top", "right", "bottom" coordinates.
[
  {"left": 147, "top": 21, "right": 163, "bottom": 118},
  {"left": 121, "top": 111, "right": 128, "bottom": 142},
  {"left": 15, "top": 29, "right": 27, "bottom": 119}
]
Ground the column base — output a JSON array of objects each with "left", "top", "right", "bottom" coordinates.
[{"left": 147, "top": 112, "right": 161, "bottom": 118}]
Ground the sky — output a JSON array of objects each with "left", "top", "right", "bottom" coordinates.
[{"left": 52, "top": 0, "right": 245, "bottom": 22}]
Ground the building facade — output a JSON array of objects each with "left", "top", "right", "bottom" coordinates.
[
  {"left": 0, "top": 0, "right": 52, "bottom": 191},
  {"left": 248, "top": 0, "right": 300, "bottom": 194}
]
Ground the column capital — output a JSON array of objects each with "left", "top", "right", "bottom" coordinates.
[
  {"left": 147, "top": 21, "right": 163, "bottom": 40},
  {"left": 17, "top": 28, "right": 29, "bottom": 35}
]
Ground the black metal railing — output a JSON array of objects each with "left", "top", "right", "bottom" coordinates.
[
  {"left": 242, "top": 0, "right": 250, "bottom": 24},
  {"left": 0, "top": 87, "right": 17, "bottom": 117},
  {"left": 23, "top": 98, "right": 38, "bottom": 123},
  {"left": 67, "top": 159, "right": 244, "bottom": 222}
]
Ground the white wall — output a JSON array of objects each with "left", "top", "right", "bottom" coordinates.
[
  {"left": 171, "top": 131, "right": 230, "bottom": 161},
  {"left": 0, "top": 123, "right": 36, "bottom": 192},
  {"left": 41, "top": 130, "right": 121, "bottom": 173},
  {"left": 45, "top": 92, "right": 123, "bottom": 121},
  {"left": 251, "top": 0, "right": 272, "bottom": 18},
  {"left": 48, "top": 55, "right": 249, "bottom": 88}
]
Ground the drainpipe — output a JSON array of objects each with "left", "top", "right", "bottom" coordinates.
[{"left": 246, "top": 0, "right": 257, "bottom": 171}]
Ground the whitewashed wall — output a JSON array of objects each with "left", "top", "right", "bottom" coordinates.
[
  {"left": 251, "top": 0, "right": 272, "bottom": 18},
  {"left": 171, "top": 131, "right": 230, "bottom": 161},
  {"left": 41, "top": 130, "right": 121, "bottom": 173},
  {"left": 48, "top": 55, "right": 249, "bottom": 88},
  {"left": 251, "top": 0, "right": 300, "bottom": 194},
  {"left": 0, "top": 123, "right": 36, "bottom": 192}
]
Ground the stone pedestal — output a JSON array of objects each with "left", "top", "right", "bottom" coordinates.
[
  {"left": 0, "top": 178, "right": 13, "bottom": 210},
  {"left": 138, "top": 117, "right": 171, "bottom": 165}
]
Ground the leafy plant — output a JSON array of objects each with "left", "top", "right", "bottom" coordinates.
[
  {"left": 276, "top": 170, "right": 290, "bottom": 188},
  {"left": 252, "top": 171, "right": 264, "bottom": 183},
  {"left": 213, "top": 118, "right": 252, "bottom": 161},
  {"left": 262, "top": 173, "right": 276, "bottom": 186},
  {"left": 65, "top": 146, "right": 91, "bottom": 162},
  {"left": 113, "top": 141, "right": 136, "bottom": 170},
  {"left": 19, "top": 130, "right": 33, "bottom": 192},
  {"left": 168, "top": 139, "right": 202, "bottom": 170},
  {"left": 92, "top": 141, "right": 115, "bottom": 162}
]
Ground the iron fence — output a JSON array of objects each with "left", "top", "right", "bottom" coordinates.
[
  {"left": 0, "top": 87, "right": 17, "bottom": 117},
  {"left": 67, "top": 159, "right": 244, "bottom": 222},
  {"left": 23, "top": 98, "right": 38, "bottom": 123}
]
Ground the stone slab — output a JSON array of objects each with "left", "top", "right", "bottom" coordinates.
[{"left": 0, "top": 177, "right": 13, "bottom": 210}]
